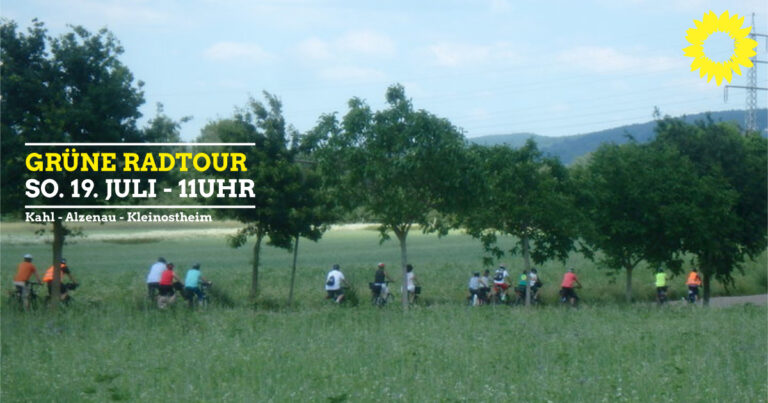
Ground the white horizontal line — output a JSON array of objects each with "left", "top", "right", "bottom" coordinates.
[
  {"left": 25, "top": 205, "right": 254, "bottom": 209},
  {"left": 24, "top": 143, "right": 255, "bottom": 147}
]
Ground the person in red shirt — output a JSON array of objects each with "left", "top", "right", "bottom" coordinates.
[
  {"left": 13, "top": 254, "right": 42, "bottom": 310},
  {"left": 560, "top": 268, "right": 582, "bottom": 307},
  {"left": 157, "top": 262, "right": 182, "bottom": 309}
]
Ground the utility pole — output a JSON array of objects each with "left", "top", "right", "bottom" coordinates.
[{"left": 724, "top": 13, "right": 768, "bottom": 133}]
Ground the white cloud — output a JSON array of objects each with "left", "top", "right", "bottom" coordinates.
[
  {"left": 556, "top": 46, "right": 683, "bottom": 74},
  {"left": 203, "top": 42, "right": 275, "bottom": 63},
  {"left": 319, "top": 66, "right": 386, "bottom": 82},
  {"left": 489, "top": 0, "right": 513, "bottom": 13},
  {"left": 297, "top": 37, "right": 332, "bottom": 60},
  {"left": 429, "top": 41, "right": 521, "bottom": 67},
  {"left": 335, "top": 30, "right": 396, "bottom": 57}
]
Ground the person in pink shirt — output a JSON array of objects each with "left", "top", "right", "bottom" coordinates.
[{"left": 560, "top": 268, "right": 582, "bottom": 306}]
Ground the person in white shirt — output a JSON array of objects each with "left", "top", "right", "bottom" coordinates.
[
  {"left": 492, "top": 264, "right": 511, "bottom": 301},
  {"left": 405, "top": 264, "right": 419, "bottom": 304},
  {"left": 325, "top": 264, "right": 346, "bottom": 303},
  {"left": 146, "top": 257, "right": 167, "bottom": 300}
]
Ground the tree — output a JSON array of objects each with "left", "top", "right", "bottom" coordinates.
[
  {"left": 312, "top": 84, "right": 470, "bottom": 308},
  {"left": 463, "top": 140, "right": 579, "bottom": 305},
  {"left": 199, "top": 93, "right": 327, "bottom": 301},
  {"left": 573, "top": 141, "right": 698, "bottom": 302},
  {"left": 1, "top": 20, "right": 145, "bottom": 307},
  {"left": 653, "top": 118, "right": 767, "bottom": 304}
]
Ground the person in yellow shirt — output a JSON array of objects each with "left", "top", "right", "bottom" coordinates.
[
  {"left": 686, "top": 268, "right": 702, "bottom": 303},
  {"left": 655, "top": 268, "right": 668, "bottom": 304}
]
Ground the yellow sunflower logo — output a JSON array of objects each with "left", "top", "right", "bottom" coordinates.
[{"left": 684, "top": 11, "right": 758, "bottom": 86}]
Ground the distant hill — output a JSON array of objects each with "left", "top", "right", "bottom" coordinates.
[{"left": 470, "top": 109, "right": 767, "bottom": 165}]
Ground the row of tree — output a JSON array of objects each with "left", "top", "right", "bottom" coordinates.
[{"left": 3, "top": 21, "right": 766, "bottom": 308}]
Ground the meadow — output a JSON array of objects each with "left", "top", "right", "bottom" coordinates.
[{"left": 1, "top": 221, "right": 766, "bottom": 402}]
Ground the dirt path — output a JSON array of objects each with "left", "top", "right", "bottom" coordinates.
[{"left": 671, "top": 294, "right": 767, "bottom": 307}]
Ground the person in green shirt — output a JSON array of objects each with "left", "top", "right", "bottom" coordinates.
[{"left": 655, "top": 268, "right": 668, "bottom": 304}]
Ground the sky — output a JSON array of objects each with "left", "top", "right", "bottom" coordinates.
[{"left": 3, "top": 0, "right": 767, "bottom": 141}]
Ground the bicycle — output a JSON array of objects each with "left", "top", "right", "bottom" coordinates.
[
  {"left": 657, "top": 286, "right": 668, "bottom": 305},
  {"left": 370, "top": 281, "right": 394, "bottom": 307},
  {"left": 489, "top": 283, "right": 510, "bottom": 305},
  {"left": 9, "top": 282, "right": 41, "bottom": 311},
  {"left": 186, "top": 281, "right": 212, "bottom": 308}
]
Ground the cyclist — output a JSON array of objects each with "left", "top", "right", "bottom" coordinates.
[
  {"left": 492, "top": 264, "right": 510, "bottom": 302},
  {"left": 405, "top": 264, "right": 419, "bottom": 304},
  {"left": 468, "top": 272, "right": 481, "bottom": 305},
  {"left": 515, "top": 270, "right": 529, "bottom": 303},
  {"left": 325, "top": 264, "right": 346, "bottom": 303},
  {"left": 655, "top": 267, "right": 668, "bottom": 304},
  {"left": 372, "top": 262, "right": 395, "bottom": 300},
  {"left": 529, "top": 268, "right": 542, "bottom": 302},
  {"left": 479, "top": 269, "right": 491, "bottom": 304},
  {"left": 184, "top": 263, "right": 210, "bottom": 308},
  {"left": 560, "top": 268, "right": 581, "bottom": 306},
  {"left": 146, "top": 257, "right": 167, "bottom": 300},
  {"left": 686, "top": 267, "right": 702, "bottom": 303},
  {"left": 13, "top": 254, "right": 42, "bottom": 310},
  {"left": 42, "top": 258, "right": 78, "bottom": 303},
  {"left": 158, "top": 262, "right": 182, "bottom": 309}
]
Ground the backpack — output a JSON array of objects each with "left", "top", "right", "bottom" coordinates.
[
  {"left": 494, "top": 270, "right": 504, "bottom": 282},
  {"left": 326, "top": 274, "right": 335, "bottom": 287}
]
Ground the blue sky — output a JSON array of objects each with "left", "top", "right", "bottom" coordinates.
[{"left": 4, "top": 0, "right": 767, "bottom": 141}]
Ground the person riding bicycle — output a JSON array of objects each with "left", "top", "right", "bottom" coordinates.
[
  {"left": 468, "top": 272, "right": 481, "bottom": 305},
  {"left": 157, "top": 262, "right": 182, "bottom": 309},
  {"left": 372, "top": 262, "right": 395, "bottom": 300},
  {"left": 183, "top": 263, "right": 210, "bottom": 308},
  {"left": 529, "top": 268, "right": 542, "bottom": 301},
  {"left": 492, "top": 264, "right": 511, "bottom": 301},
  {"left": 42, "top": 258, "right": 78, "bottom": 302},
  {"left": 146, "top": 257, "right": 167, "bottom": 300},
  {"left": 655, "top": 267, "right": 668, "bottom": 304},
  {"left": 13, "top": 254, "right": 42, "bottom": 310},
  {"left": 479, "top": 269, "right": 491, "bottom": 304},
  {"left": 325, "top": 264, "right": 347, "bottom": 303},
  {"left": 515, "top": 270, "right": 529, "bottom": 303},
  {"left": 405, "top": 264, "right": 419, "bottom": 304},
  {"left": 686, "top": 267, "right": 702, "bottom": 303},
  {"left": 560, "top": 268, "right": 581, "bottom": 306}
]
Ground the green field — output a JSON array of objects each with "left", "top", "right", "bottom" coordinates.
[{"left": 1, "top": 222, "right": 766, "bottom": 401}]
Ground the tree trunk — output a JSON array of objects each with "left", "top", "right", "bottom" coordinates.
[
  {"left": 625, "top": 265, "right": 633, "bottom": 303},
  {"left": 288, "top": 235, "right": 299, "bottom": 307},
  {"left": 394, "top": 227, "right": 409, "bottom": 309},
  {"left": 521, "top": 234, "right": 532, "bottom": 307},
  {"left": 50, "top": 218, "right": 65, "bottom": 311},
  {"left": 702, "top": 269, "right": 711, "bottom": 306},
  {"left": 250, "top": 230, "right": 265, "bottom": 301}
]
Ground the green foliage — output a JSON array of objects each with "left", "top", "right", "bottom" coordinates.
[
  {"left": 198, "top": 93, "right": 329, "bottom": 298},
  {"left": 464, "top": 140, "right": 579, "bottom": 267},
  {"left": 310, "top": 84, "right": 471, "bottom": 307},
  {"left": 653, "top": 118, "right": 768, "bottom": 299}
]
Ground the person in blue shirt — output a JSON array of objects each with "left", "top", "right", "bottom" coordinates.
[{"left": 184, "top": 263, "right": 210, "bottom": 308}]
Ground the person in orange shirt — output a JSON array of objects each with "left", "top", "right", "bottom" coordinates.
[
  {"left": 686, "top": 268, "right": 702, "bottom": 303},
  {"left": 42, "top": 258, "right": 78, "bottom": 303},
  {"left": 13, "top": 254, "right": 42, "bottom": 310}
]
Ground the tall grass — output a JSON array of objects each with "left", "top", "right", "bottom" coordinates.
[
  {"left": 1, "top": 222, "right": 766, "bottom": 401},
  {"left": 2, "top": 303, "right": 765, "bottom": 401}
]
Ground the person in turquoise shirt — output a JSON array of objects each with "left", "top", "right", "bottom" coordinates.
[{"left": 184, "top": 263, "right": 209, "bottom": 308}]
